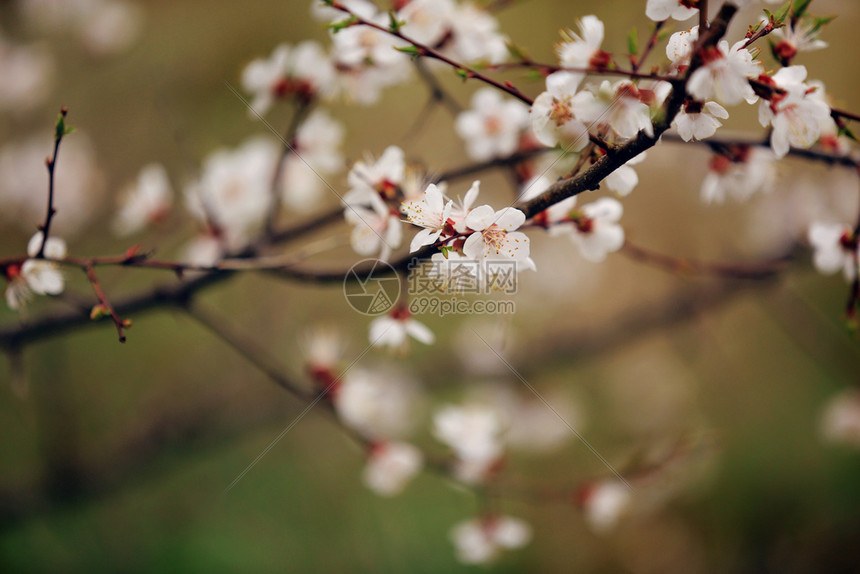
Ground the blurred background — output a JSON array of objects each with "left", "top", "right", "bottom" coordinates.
[{"left": 1, "top": 0, "right": 860, "bottom": 572}]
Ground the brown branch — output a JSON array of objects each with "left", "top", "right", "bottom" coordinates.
[
  {"left": 832, "top": 107, "right": 860, "bottom": 124},
  {"left": 620, "top": 240, "right": 791, "bottom": 280},
  {"left": 698, "top": 0, "right": 709, "bottom": 32},
  {"left": 84, "top": 264, "right": 129, "bottom": 343},
  {"left": 36, "top": 107, "right": 69, "bottom": 258},
  {"left": 632, "top": 20, "right": 665, "bottom": 73}
]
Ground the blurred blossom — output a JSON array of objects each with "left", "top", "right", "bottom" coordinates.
[
  {"left": 184, "top": 137, "right": 278, "bottom": 251},
  {"left": 301, "top": 326, "right": 345, "bottom": 375},
  {"left": 362, "top": 441, "right": 423, "bottom": 496},
  {"left": 4, "top": 231, "right": 67, "bottom": 310},
  {"left": 112, "top": 163, "right": 173, "bottom": 236},
  {"left": 433, "top": 403, "right": 504, "bottom": 483},
  {"left": 0, "top": 35, "right": 54, "bottom": 113},
  {"left": 455, "top": 88, "right": 529, "bottom": 161},
  {"left": 0, "top": 133, "right": 105, "bottom": 238},
  {"left": 700, "top": 147, "right": 776, "bottom": 204},
  {"left": 280, "top": 109, "right": 344, "bottom": 213},
  {"left": 579, "top": 480, "right": 632, "bottom": 534},
  {"left": 820, "top": 390, "right": 860, "bottom": 448},
  {"left": 334, "top": 366, "right": 423, "bottom": 440},
  {"left": 369, "top": 309, "right": 435, "bottom": 350},
  {"left": 449, "top": 515, "right": 531, "bottom": 564}
]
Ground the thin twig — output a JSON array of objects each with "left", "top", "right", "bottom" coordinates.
[
  {"left": 36, "top": 108, "right": 70, "bottom": 258},
  {"left": 84, "top": 264, "right": 128, "bottom": 343}
]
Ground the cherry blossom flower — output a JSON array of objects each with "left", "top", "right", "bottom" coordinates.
[
  {"left": 577, "top": 80, "right": 654, "bottom": 141},
  {"left": 446, "top": 3, "right": 509, "bottom": 64},
  {"left": 334, "top": 367, "right": 422, "bottom": 440},
  {"left": 5, "top": 232, "right": 68, "bottom": 311},
  {"left": 112, "top": 164, "right": 173, "bottom": 236},
  {"left": 770, "top": 15, "right": 828, "bottom": 65},
  {"left": 700, "top": 147, "right": 776, "bottom": 204},
  {"left": 362, "top": 441, "right": 424, "bottom": 496},
  {"left": 604, "top": 154, "right": 647, "bottom": 196},
  {"left": 281, "top": 109, "right": 344, "bottom": 213},
  {"left": 301, "top": 326, "right": 345, "bottom": 376},
  {"left": 450, "top": 515, "right": 532, "bottom": 564},
  {"left": 344, "top": 146, "right": 406, "bottom": 206},
  {"left": 463, "top": 205, "right": 535, "bottom": 271},
  {"left": 820, "top": 389, "right": 860, "bottom": 448},
  {"left": 448, "top": 180, "right": 481, "bottom": 233},
  {"left": 329, "top": 1, "right": 408, "bottom": 68},
  {"left": 672, "top": 100, "right": 729, "bottom": 141},
  {"left": 666, "top": 26, "right": 698, "bottom": 70},
  {"left": 455, "top": 88, "right": 529, "bottom": 161},
  {"left": 402, "top": 183, "right": 454, "bottom": 252},
  {"left": 184, "top": 137, "right": 277, "bottom": 250},
  {"left": 550, "top": 198, "right": 626, "bottom": 262},
  {"left": 530, "top": 71, "right": 590, "bottom": 150},
  {"left": 368, "top": 308, "right": 435, "bottom": 349},
  {"left": 397, "top": 0, "right": 456, "bottom": 46},
  {"left": 758, "top": 66, "right": 834, "bottom": 158},
  {"left": 241, "top": 41, "right": 335, "bottom": 116},
  {"left": 556, "top": 15, "right": 608, "bottom": 69},
  {"left": 579, "top": 480, "right": 633, "bottom": 533},
  {"left": 687, "top": 40, "right": 762, "bottom": 106},
  {"left": 0, "top": 35, "right": 54, "bottom": 113},
  {"left": 807, "top": 222, "right": 857, "bottom": 281},
  {"left": 345, "top": 191, "right": 403, "bottom": 261},
  {"left": 433, "top": 404, "right": 504, "bottom": 464},
  {"left": 646, "top": 0, "right": 697, "bottom": 22}
]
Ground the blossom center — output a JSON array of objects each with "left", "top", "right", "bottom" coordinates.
[{"left": 549, "top": 96, "right": 574, "bottom": 127}]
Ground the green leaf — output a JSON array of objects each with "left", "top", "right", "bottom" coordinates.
[
  {"left": 455, "top": 68, "right": 469, "bottom": 81},
  {"left": 627, "top": 27, "right": 638, "bottom": 56},
  {"left": 792, "top": 0, "right": 812, "bottom": 18},
  {"left": 54, "top": 109, "right": 72, "bottom": 140},
  {"left": 506, "top": 42, "right": 528, "bottom": 62},
  {"left": 773, "top": 0, "right": 792, "bottom": 24},
  {"left": 388, "top": 11, "right": 405, "bottom": 33},
  {"left": 838, "top": 125, "right": 858, "bottom": 142},
  {"left": 327, "top": 15, "right": 357, "bottom": 33}
]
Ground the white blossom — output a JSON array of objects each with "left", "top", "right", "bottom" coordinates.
[
  {"left": 530, "top": 71, "right": 590, "bottom": 149},
  {"left": 401, "top": 183, "right": 454, "bottom": 252},
  {"left": 605, "top": 154, "right": 647, "bottom": 196},
  {"left": 334, "top": 367, "right": 422, "bottom": 440},
  {"left": 281, "top": 109, "right": 344, "bottom": 213},
  {"left": 807, "top": 222, "right": 857, "bottom": 281},
  {"left": 687, "top": 40, "right": 762, "bottom": 106},
  {"left": 184, "top": 137, "right": 278, "bottom": 250},
  {"left": 433, "top": 404, "right": 504, "bottom": 464},
  {"left": 770, "top": 15, "right": 829, "bottom": 63},
  {"left": 362, "top": 441, "right": 423, "bottom": 496},
  {"left": 758, "top": 66, "right": 834, "bottom": 158},
  {"left": 666, "top": 26, "right": 698, "bottom": 70},
  {"left": 344, "top": 146, "right": 406, "bottom": 206},
  {"left": 550, "top": 197, "right": 625, "bottom": 262},
  {"left": 456, "top": 88, "right": 529, "bottom": 161},
  {"left": 369, "top": 309, "right": 435, "bottom": 349},
  {"left": 241, "top": 41, "right": 335, "bottom": 116},
  {"left": 450, "top": 516, "right": 531, "bottom": 564},
  {"left": 446, "top": 4, "right": 509, "bottom": 64},
  {"left": 6, "top": 232, "right": 67, "bottom": 310},
  {"left": 556, "top": 15, "right": 607, "bottom": 69},
  {"left": 397, "top": 0, "right": 457, "bottom": 46},
  {"left": 581, "top": 480, "right": 633, "bottom": 533},
  {"left": 576, "top": 80, "right": 654, "bottom": 141},
  {"left": 820, "top": 390, "right": 860, "bottom": 448},
  {"left": 700, "top": 147, "right": 776, "bottom": 204},
  {"left": 345, "top": 191, "right": 402, "bottom": 261},
  {"left": 462, "top": 205, "right": 535, "bottom": 271},
  {"left": 646, "top": 0, "right": 697, "bottom": 22},
  {"left": 112, "top": 164, "right": 173, "bottom": 236},
  {"left": 672, "top": 101, "right": 729, "bottom": 141},
  {"left": 0, "top": 35, "right": 54, "bottom": 113}
]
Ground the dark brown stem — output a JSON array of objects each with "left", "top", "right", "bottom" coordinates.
[
  {"left": 699, "top": 0, "right": 709, "bottom": 32},
  {"left": 620, "top": 240, "right": 790, "bottom": 280},
  {"left": 632, "top": 21, "right": 665, "bottom": 73},
  {"left": 84, "top": 264, "right": 128, "bottom": 343},
  {"left": 36, "top": 107, "right": 68, "bottom": 259}
]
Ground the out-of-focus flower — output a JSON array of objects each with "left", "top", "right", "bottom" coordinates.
[
  {"left": 666, "top": 26, "right": 698, "bottom": 70},
  {"left": 184, "top": 137, "right": 277, "bottom": 251},
  {"left": 579, "top": 480, "right": 633, "bottom": 533},
  {"left": 434, "top": 404, "right": 504, "bottom": 464},
  {"left": 770, "top": 14, "right": 828, "bottom": 65},
  {"left": 820, "top": 389, "right": 860, "bottom": 448},
  {"left": 646, "top": 0, "right": 697, "bottom": 22},
  {"left": 369, "top": 308, "right": 435, "bottom": 349},
  {"left": 362, "top": 441, "right": 423, "bottom": 496},
  {"left": 241, "top": 41, "right": 335, "bottom": 116},
  {"left": 281, "top": 109, "right": 344, "bottom": 213},
  {"left": 446, "top": 3, "right": 509, "bottom": 64},
  {"left": 807, "top": 222, "right": 857, "bottom": 281},
  {"left": 112, "top": 164, "right": 173, "bottom": 236},
  {"left": 334, "top": 366, "right": 422, "bottom": 440},
  {"left": 345, "top": 192, "right": 402, "bottom": 261},
  {"left": 0, "top": 34, "right": 54, "bottom": 113},
  {"left": 455, "top": 88, "right": 529, "bottom": 161},
  {"left": 550, "top": 197, "right": 625, "bottom": 263},
  {"left": 700, "top": 146, "right": 776, "bottom": 204},
  {"left": 344, "top": 146, "right": 406, "bottom": 206},
  {"left": 450, "top": 515, "right": 531, "bottom": 564},
  {"left": 604, "top": 154, "right": 647, "bottom": 196}
]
